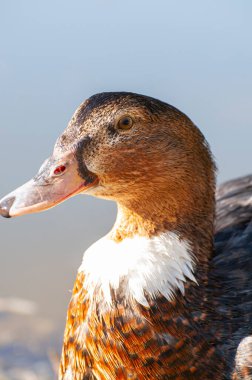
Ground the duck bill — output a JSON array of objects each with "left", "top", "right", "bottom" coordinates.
[{"left": 0, "top": 153, "right": 98, "bottom": 218}]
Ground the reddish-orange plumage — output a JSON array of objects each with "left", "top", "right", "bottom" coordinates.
[{"left": 59, "top": 271, "right": 225, "bottom": 379}]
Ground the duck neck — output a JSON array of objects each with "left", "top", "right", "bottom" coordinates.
[
  {"left": 111, "top": 199, "right": 214, "bottom": 271},
  {"left": 106, "top": 202, "right": 222, "bottom": 378},
  {"left": 110, "top": 200, "right": 218, "bottom": 349}
]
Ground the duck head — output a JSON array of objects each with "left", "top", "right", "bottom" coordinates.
[{"left": 0, "top": 92, "right": 215, "bottom": 246}]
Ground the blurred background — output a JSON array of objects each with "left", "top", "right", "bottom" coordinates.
[{"left": 0, "top": 0, "right": 251, "bottom": 378}]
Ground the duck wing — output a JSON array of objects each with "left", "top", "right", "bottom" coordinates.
[{"left": 211, "top": 175, "right": 252, "bottom": 378}]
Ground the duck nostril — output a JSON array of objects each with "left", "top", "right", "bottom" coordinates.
[{"left": 0, "top": 196, "right": 16, "bottom": 218}]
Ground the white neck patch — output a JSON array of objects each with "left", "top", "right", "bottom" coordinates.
[{"left": 78, "top": 232, "right": 197, "bottom": 307}]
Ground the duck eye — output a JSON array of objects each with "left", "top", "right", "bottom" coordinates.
[
  {"left": 53, "top": 165, "right": 66, "bottom": 176},
  {"left": 117, "top": 116, "right": 133, "bottom": 130}
]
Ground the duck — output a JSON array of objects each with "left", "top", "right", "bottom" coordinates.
[{"left": 0, "top": 92, "right": 252, "bottom": 379}]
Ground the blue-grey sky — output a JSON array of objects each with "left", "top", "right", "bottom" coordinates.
[{"left": 0, "top": 0, "right": 251, "bottom": 323}]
